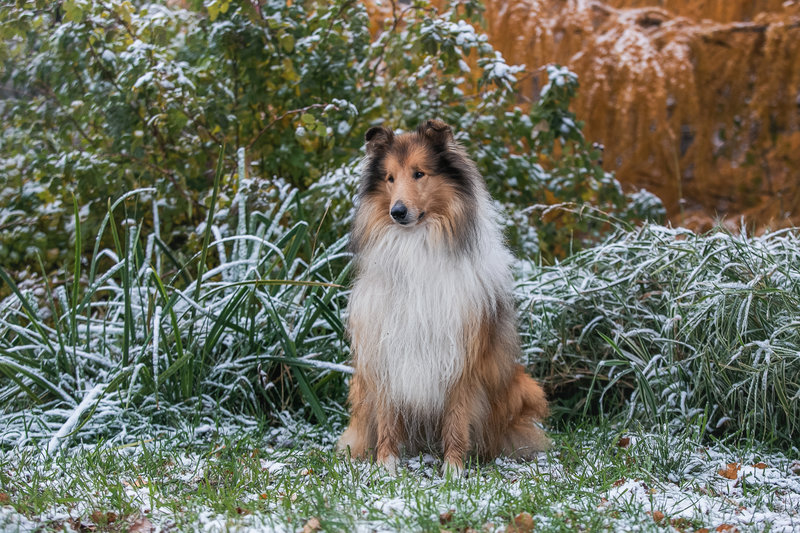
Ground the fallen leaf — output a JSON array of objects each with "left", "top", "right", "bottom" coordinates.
[
  {"left": 106, "top": 512, "right": 117, "bottom": 524},
  {"left": 259, "top": 493, "right": 268, "bottom": 499},
  {"left": 129, "top": 516, "right": 155, "bottom": 533},
  {"left": 617, "top": 437, "right": 631, "bottom": 448},
  {"left": 670, "top": 517, "right": 693, "bottom": 532},
  {"left": 752, "top": 462, "right": 767, "bottom": 469},
  {"left": 695, "top": 529, "right": 710, "bottom": 533},
  {"left": 439, "top": 509, "right": 454, "bottom": 524},
  {"left": 612, "top": 478, "right": 626, "bottom": 487},
  {"left": 506, "top": 511, "right": 534, "bottom": 533},
  {"left": 302, "top": 517, "right": 321, "bottom": 533},
  {"left": 715, "top": 525, "right": 739, "bottom": 532},
  {"left": 789, "top": 461, "right": 800, "bottom": 476},
  {"left": 649, "top": 510, "right": 665, "bottom": 523},
  {"left": 0, "top": 493, "right": 9, "bottom": 504},
  {"left": 717, "top": 463, "right": 740, "bottom": 480}
]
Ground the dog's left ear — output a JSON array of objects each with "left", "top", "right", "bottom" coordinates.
[
  {"left": 365, "top": 125, "right": 394, "bottom": 156},
  {"left": 417, "top": 119, "right": 453, "bottom": 148}
]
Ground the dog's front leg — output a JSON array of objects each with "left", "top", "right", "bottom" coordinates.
[
  {"left": 376, "top": 401, "right": 404, "bottom": 474},
  {"left": 441, "top": 384, "right": 473, "bottom": 477}
]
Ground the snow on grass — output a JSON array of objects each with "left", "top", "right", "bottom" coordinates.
[
  {"left": 517, "top": 224, "right": 800, "bottom": 447},
  {"left": 1, "top": 421, "right": 798, "bottom": 532}
]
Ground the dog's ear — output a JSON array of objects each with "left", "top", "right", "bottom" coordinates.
[
  {"left": 417, "top": 119, "right": 453, "bottom": 148},
  {"left": 365, "top": 126, "right": 394, "bottom": 156}
]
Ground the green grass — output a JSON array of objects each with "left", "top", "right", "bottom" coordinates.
[{"left": 1, "top": 420, "right": 798, "bottom": 532}]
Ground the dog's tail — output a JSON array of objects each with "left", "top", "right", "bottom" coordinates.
[{"left": 502, "top": 365, "right": 550, "bottom": 458}]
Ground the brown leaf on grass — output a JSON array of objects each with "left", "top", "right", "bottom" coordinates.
[
  {"left": 439, "top": 509, "right": 454, "bottom": 524},
  {"left": 648, "top": 510, "right": 665, "bottom": 523},
  {"left": 617, "top": 437, "right": 631, "bottom": 448},
  {"left": 715, "top": 525, "right": 739, "bottom": 532},
  {"left": 717, "top": 463, "right": 740, "bottom": 480},
  {"left": 302, "top": 517, "right": 321, "bottom": 533},
  {"left": 129, "top": 516, "right": 155, "bottom": 533},
  {"left": 67, "top": 517, "right": 88, "bottom": 531},
  {"left": 90, "top": 510, "right": 117, "bottom": 525},
  {"left": 695, "top": 528, "right": 710, "bottom": 533},
  {"left": 670, "top": 517, "right": 693, "bottom": 532},
  {"left": 505, "top": 511, "right": 535, "bottom": 533},
  {"left": 752, "top": 462, "right": 768, "bottom": 469},
  {"left": 612, "top": 478, "right": 626, "bottom": 487},
  {"left": 0, "top": 493, "right": 9, "bottom": 504},
  {"left": 789, "top": 461, "right": 800, "bottom": 475}
]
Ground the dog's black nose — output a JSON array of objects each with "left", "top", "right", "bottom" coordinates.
[{"left": 390, "top": 201, "right": 408, "bottom": 223}]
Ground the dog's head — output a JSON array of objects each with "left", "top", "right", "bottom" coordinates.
[{"left": 360, "top": 120, "right": 477, "bottom": 230}]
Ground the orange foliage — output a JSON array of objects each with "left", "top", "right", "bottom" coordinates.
[
  {"left": 371, "top": 1, "right": 800, "bottom": 229},
  {"left": 607, "top": 0, "right": 799, "bottom": 23}
]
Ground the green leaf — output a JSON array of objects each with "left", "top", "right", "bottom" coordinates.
[
  {"left": 62, "top": 0, "right": 85, "bottom": 22},
  {"left": 280, "top": 33, "right": 295, "bottom": 53},
  {"left": 207, "top": 2, "right": 220, "bottom": 21}
]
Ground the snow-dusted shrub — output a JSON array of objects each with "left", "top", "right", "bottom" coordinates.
[
  {"left": 518, "top": 224, "right": 800, "bottom": 446},
  {"left": 0, "top": 0, "right": 662, "bottom": 274}
]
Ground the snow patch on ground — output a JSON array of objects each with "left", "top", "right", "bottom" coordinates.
[{"left": 1, "top": 425, "right": 798, "bottom": 532}]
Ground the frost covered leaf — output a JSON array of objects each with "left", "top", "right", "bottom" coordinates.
[
  {"left": 715, "top": 525, "right": 739, "bottom": 532},
  {"left": 718, "top": 463, "right": 740, "bottom": 480},
  {"left": 648, "top": 510, "right": 665, "bottom": 523},
  {"left": 617, "top": 437, "right": 631, "bottom": 448},
  {"left": 752, "top": 462, "right": 768, "bottom": 469}
]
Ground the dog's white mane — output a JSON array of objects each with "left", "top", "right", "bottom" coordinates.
[{"left": 348, "top": 190, "right": 514, "bottom": 415}]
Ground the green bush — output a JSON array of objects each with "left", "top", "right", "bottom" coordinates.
[{"left": 0, "top": 0, "right": 662, "bottom": 273}]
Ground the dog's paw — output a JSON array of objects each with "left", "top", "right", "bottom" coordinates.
[
  {"left": 378, "top": 454, "right": 399, "bottom": 475},
  {"left": 441, "top": 460, "right": 464, "bottom": 479}
]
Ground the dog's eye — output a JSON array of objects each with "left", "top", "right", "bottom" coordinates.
[
  {"left": 413, "top": 171, "right": 425, "bottom": 179},
  {"left": 387, "top": 175, "right": 394, "bottom": 183}
]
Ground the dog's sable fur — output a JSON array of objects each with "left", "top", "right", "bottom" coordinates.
[{"left": 338, "top": 120, "right": 549, "bottom": 474}]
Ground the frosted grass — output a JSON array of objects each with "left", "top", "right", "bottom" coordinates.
[
  {"left": 518, "top": 223, "right": 800, "bottom": 445},
  {"left": 0, "top": 176, "right": 352, "bottom": 450}
]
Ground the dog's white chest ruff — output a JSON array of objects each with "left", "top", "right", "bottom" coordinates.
[{"left": 349, "top": 226, "right": 509, "bottom": 414}]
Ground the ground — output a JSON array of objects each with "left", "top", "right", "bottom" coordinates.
[{"left": 1, "top": 419, "right": 798, "bottom": 532}]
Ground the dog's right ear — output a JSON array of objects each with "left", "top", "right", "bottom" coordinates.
[{"left": 365, "top": 126, "right": 394, "bottom": 156}]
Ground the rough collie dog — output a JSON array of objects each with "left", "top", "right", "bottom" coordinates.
[{"left": 337, "top": 120, "right": 549, "bottom": 475}]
